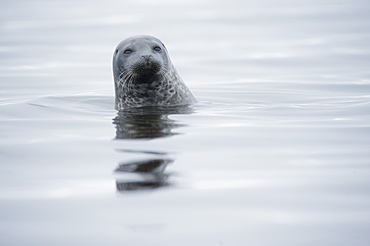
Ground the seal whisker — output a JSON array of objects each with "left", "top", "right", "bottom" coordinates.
[
  {"left": 128, "top": 74, "right": 137, "bottom": 93},
  {"left": 122, "top": 73, "right": 132, "bottom": 92},
  {"left": 159, "top": 67, "right": 172, "bottom": 81}
]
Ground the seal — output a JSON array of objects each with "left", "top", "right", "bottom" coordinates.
[{"left": 112, "top": 35, "right": 196, "bottom": 110}]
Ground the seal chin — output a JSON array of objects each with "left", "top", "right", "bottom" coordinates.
[{"left": 134, "top": 71, "right": 161, "bottom": 85}]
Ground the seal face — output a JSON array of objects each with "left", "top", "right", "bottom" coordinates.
[{"left": 112, "top": 35, "right": 196, "bottom": 110}]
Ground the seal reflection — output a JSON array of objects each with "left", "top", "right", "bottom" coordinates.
[
  {"left": 113, "top": 106, "right": 193, "bottom": 192},
  {"left": 115, "top": 159, "right": 173, "bottom": 191}
]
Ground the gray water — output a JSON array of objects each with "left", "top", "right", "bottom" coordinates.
[{"left": 1, "top": 0, "right": 370, "bottom": 245}]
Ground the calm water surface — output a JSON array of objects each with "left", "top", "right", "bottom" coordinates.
[{"left": 1, "top": 0, "right": 370, "bottom": 245}]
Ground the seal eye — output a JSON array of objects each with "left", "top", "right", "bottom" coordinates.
[
  {"left": 124, "top": 49, "right": 132, "bottom": 54},
  {"left": 153, "top": 46, "right": 161, "bottom": 52}
]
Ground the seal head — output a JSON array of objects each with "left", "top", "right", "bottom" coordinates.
[{"left": 112, "top": 35, "right": 196, "bottom": 110}]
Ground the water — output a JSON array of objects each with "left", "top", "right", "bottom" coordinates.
[{"left": 1, "top": 0, "right": 370, "bottom": 245}]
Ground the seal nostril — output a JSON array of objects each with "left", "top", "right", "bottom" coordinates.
[{"left": 142, "top": 55, "right": 151, "bottom": 61}]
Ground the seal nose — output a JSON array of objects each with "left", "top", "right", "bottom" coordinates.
[{"left": 142, "top": 55, "right": 152, "bottom": 62}]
